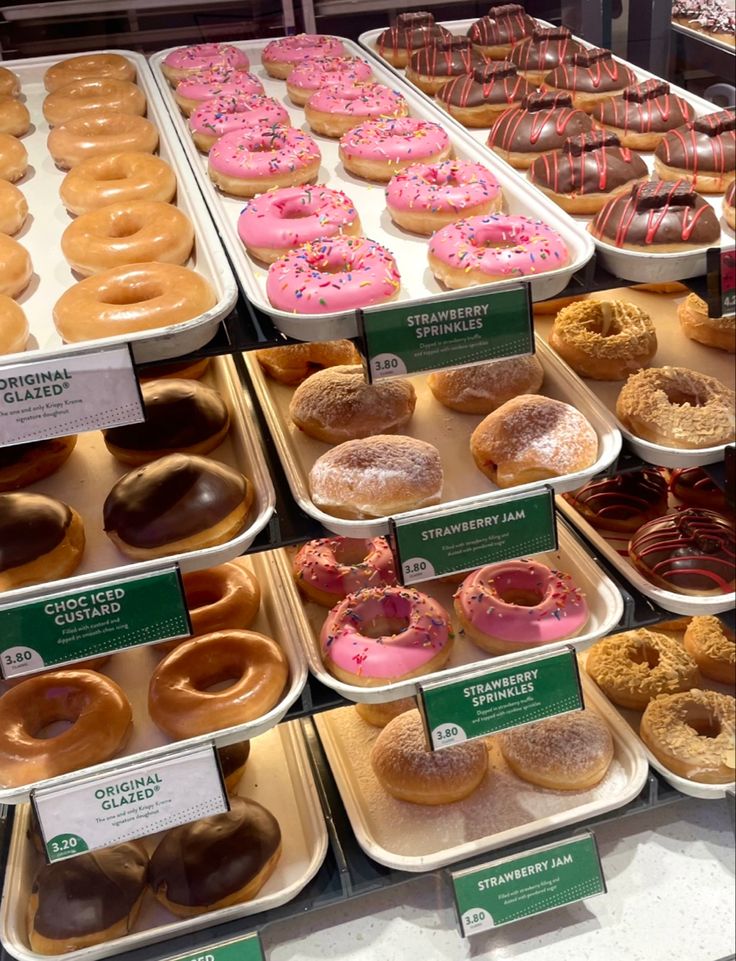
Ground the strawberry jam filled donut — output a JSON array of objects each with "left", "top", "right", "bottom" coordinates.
[
  {"left": 287, "top": 56, "right": 373, "bottom": 106},
  {"left": 293, "top": 535, "right": 397, "bottom": 607},
  {"left": 305, "top": 83, "right": 408, "bottom": 138},
  {"left": 262, "top": 34, "right": 346, "bottom": 79},
  {"left": 162, "top": 43, "right": 250, "bottom": 85},
  {"left": 189, "top": 94, "right": 289, "bottom": 152},
  {"left": 339, "top": 117, "right": 451, "bottom": 182},
  {"left": 267, "top": 236, "right": 400, "bottom": 314},
  {"left": 208, "top": 124, "right": 321, "bottom": 197},
  {"left": 238, "top": 185, "right": 360, "bottom": 263},
  {"left": 173, "top": 68, "right": 264, "bottom": 115}
]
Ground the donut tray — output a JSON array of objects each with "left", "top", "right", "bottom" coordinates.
[
  {"left": 0, "top": 721, "right": 328, "bottom": 961},
  {"left": 243, "top": 337, "right": 622, "bottom": 539},
  {"left": 359, "top": 18, "right": 735, "bottom": 284},
  {"left": 578, "top": 629, "right": 735, "bottom": 800},
  {"left": 2, "top": 50, "right": 237, "bottom": 364},
  {"left": 313, "top": 673, "right": 648, "bottom": 872},
  {"left": 277, "top": 519, "right": 624, "bottom": 704},
  {"left": 534, "top": 287, "right": 736, "bottom": 468},
  {"left": 671, "top": 19, "right": 736, "bottom": 56},
  {"left": 147, "top": 36, "right": 594, "bottom": 342},
  {"left": 0, "top": 355, "right": 275, "bottom": 611}
]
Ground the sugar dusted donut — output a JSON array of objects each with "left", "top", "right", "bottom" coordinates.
[
  {"left": 0, "top": 66, "right": 20, "bottom": 99},
  {"left": 0, "top": 179, "right": 27, "bottom": 234},
  {"left": 0, "top": 295, "right": 28, "bottom": 354},
  {"left": 0, "top": 234, "right": 32, "bottom": 298},
  {"left": 44, "top": 53, "right": 136, "bottom": 93},
  {"left": 0, "top": 132, "right": 28, "bottom": 182},
  {"left": 339, "top": 117, "right": 451, "bottom": 183},
  {"left": 238, "top": 185, "right": 360, "bottom": 263},
  {"left": 0, "top": 492, "right": 85, "bottom": 590},
  {"left": 43, "top": 78, "right": 146, "bottom": 127},
  {"left": 293, "top": 535, "right": 397, "bottom": 607},
  {"left": 427, "top": 355, "right": 544, "bottom": 415},
  {"left": 256, "top": 339, "right": 360, "bottom": 384},
  {"left": 305, "top": 83, "right": 408, "bottom": 139},
  {"left": 189, "top": 94, "right": 289, "bottom": 152},
  {"left": 162, "top": 43, "right": 250, "bottom": 85},
  {"left": 0, "top": 98, "right": 30, "bottom": 137},
  {"left": 208, "top": 124, "right": 321, "bottom": 197},
  {"left": 60, "top": 152, "right": 177, "bottom": 215},
  {"left": 287, "top": 56, "right": 373, "bottom": 106},
  {"left": 262, "top": 34, "right": 346, "bottom": 79},
  {"left": 684, "top": 616, "right": 735, "bottom": 685},
  {"left": 321, "top": 585, "right": 452, "bottom": 686},
  {"left": 174, "top": 68, "right": 264, "bottom": 116},
  {"left": 48, "top": 113, "right": 159, "bottom": 169}
]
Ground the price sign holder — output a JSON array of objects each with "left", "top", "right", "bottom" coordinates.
[
  {"left": 33, "top": 743, "right": 229, "bottom": 863},
  {"left": 452, "top": 830, "right": 606, "bottom": 936},
  {"left": 707, "top": 246, "right": 736, "bottom": 318},
  {"left": 164, "top": 933, "right": 264, "bottom": 961},
  {"left": 389, "top": 487, "right": 557, "bottom": 586},
  {"left": 418, "top": 646, "right": 584, "bottom": 751},
  {"left": 0, "top": 566, "right": 192, "bottom": 680},
  {"left": 357, "top": 284, "right": 534, "bottom": 383}
]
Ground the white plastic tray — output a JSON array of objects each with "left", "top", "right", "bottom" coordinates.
[
  {"left": 0, "top": 722, "right": 328, "bottom": 960},
  {"left": 279, "top": 520, "right": 624, "bottom": 704},
  {"left": 671, "top": 19, "right": 736, "bottom": 55},
  {"left": 244, "top": 337, "right": 621, "bottom": 538},
  {"left": 147, "top": 36, "right": 594, "bottom": 342},
  {"left": 3, "top": 50, "right": 237, "bottom": 363},
  {"left": 314, "top": 673, "right": 648, "bottom": 871}
]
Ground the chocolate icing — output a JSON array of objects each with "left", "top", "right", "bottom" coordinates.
[
  {"left": 545, "top": 49, "right": 636, "bottom": 94},
  {"left": 669, "top": 467, "right": 728, "bottom": 511},
  {"left": 595, "top": 83, "right": 694, "bottom": 135},
  {"left": 509, "top": 26, "right": 582, "bottom": 71},
  {"left": 217, "top": 741, "right": 251, "bottom": 781},
  {"left": 377, "top": 21, "right": 449, "bottom": 57},
  {"left": 529, "top": 134, "right": 647, "bottom": 195},
  {"left": 566, "top": 468, "right": 667, "bottom": 530},
  {"left": 0, "top": 437, "right": 68, "bottom": 470},
  {"left": 655, "top": 111, "right": 736, "bottom": 174},
  {"left": 149, "top": 797, "right": 281, "bottom": 907},
  {"left": 624, "top": 79, "right": 669, "bottom": 102},
  {"left": 31, "top": 844, "right": 148, "bottom": 939},
  {"left": 103, "top": 453, "right": 247, "bottom": 548},
  {"left": 437, "top": 61, "right": 533, "bottom": 108},
  {"left": 409, "top": 36, "right": 482, "bottom": 77},
  {"left": 488, "top": 94, "right": 593, "bottom": 153},
  {"left": 103, "top": 379, "right": 229, "bottom": 453},
  {"left": 0, "top": 492, "right": 71, "bottom": 572},
  {"left": 467, "top": 7, "right": 535, "bottom": 47}
]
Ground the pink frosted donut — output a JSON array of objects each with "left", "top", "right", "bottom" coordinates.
[
  {"left": 339, "top": 117, "right": 452, "bottom": 183},
  {"left": 305, "top": 82, "right": 409, "bottom": 138},
  {"left": 454, "top": 560, "right": 589, "bottom": 655},
  {"left": 428, "top": 213, "right": 569, "bottom": 289},
  {"left": 238, "top": 184, "right": 361, "bottom": 263},
  {"left": 163, "top": 43, "right": 249, "bottom": 85},
  {"left": 189, "top": 94, "right": 290, "bottom": 152},
  {"left": 262, "top": 34, "right": 346, "bottom": 79},
  {"left": 321, "top": 585, "right": 453, "bottom": 686},
  {"left": 267, "top": 236, "right": 401, "bottom": 314},
  {"left": 293, "top": 536, "right": 398, "bottom": 607},
  {"left": 174, "top": 67, "right": 264, "bottom": 115},
  {"left": 386, "top": 160, "right": 503, "bottom": 234},
  {"left": 287, "top": 56, "right": 373, "bottom": 106},
  {"left": 208, "top": 124, "right": 321, "bottom": 197}
]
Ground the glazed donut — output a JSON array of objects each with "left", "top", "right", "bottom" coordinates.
[
  {"left": 309, "top": 434, "right": 443, "bottom": 519},
  {"left": 585, "top": 629, "right": 700, "bottom": 711},
  {"left": 60, "top": 152, "right": 177, "bottom": 215},
  {"left": 28, "top": 844, "right": 148, "bottom": 954},
  {"left": 487, "top": 91, "right": 593, "bottom": 169},
  {"left": 543, "top": 48, "right": 636, "bottom": 114},
  {"left": 549, "top": 298, "right": 658, "bottom": 380},
  {"left": 103, "top": 454, "right": 253, "bottom": 560},
  {"left": 306, "top": 83, "right": 408, "bottom": 139},
  {"left": 563, "top": 467, "right": 668, "bottom": 533},
  {"left": 238, "top": 185, "right": 360, "bottom": 264},
  {"left": 427, "top": 355, "right": 544, "bottom": 415},
  {"left": 0, "top": 98, "right": 30, "bottom": 137},
  {"left": 677, "top": 293, "right": 735, "bottom": 353},
  {"left": 339, "top": 117, "right": 452, "bottom": 183},
  {"left": 500, "top": 711, "right": 614, "bottom": 790},
  {"left": 189, "top": 94, "right": 289, "bottom": 152},
  {"left": 162, "top": 43, "right": 250, "bottom": 85},
  {"left": 208, "top": 124, "right": 321, "bottom": 197},
  {"left": 256, "top": 339, "right": 360, "bottom": 384},
  {"left": 509, "top": 26, "right": 582, "bottom": 85},
  {"left": 428, "top": 213, "right": 569, "bottom": 289},
  {"left": 725, "top": 179, "right": 735, "bottom": 230},
  {"left": 148, "top": 629, "right": 289, "bottom": 738},
  {"left": 47, "top": 113, "right": 159, "bottom": 170},
  {"left": 375, "top": 14, "right": 450, "bottom": 68},
  {"left": 386, "top": 160, "right": 502, "bottom": 235},
  {"left": 653, "top": 110, "right": 735, "bottom": 194},
  {"left": 406, "top": 37, "right": 482, "bottom": 95},
  {"left": 321, "top": 585, "right": 452, "bottom": 686},
  {"left": 668, "top": 466, "right": 727, "bottom": 511},
  {"left": 0, "top": 234, "right": 32, "bottom": 298},
  {"left": 0, "top": 492, "right": 85, "bottom": 591},
  {"left": 61, "top": 200, "right": 194, "bottom": 276},
  {"left": 174, "top": 67, "right": 264, "bottom": 115},
  {"left": 184, "top": 559, "right": 260, "bottom": 636},
  {"left": 683, "top": 616, "right": 735, "bottom": 685},
  {"left": 267, "top": 236, "right": 400, "bottom": 314},
  {"left": 42, "top": 78, "right": 146, "bottom": 127},
  {"left": 467, "top": 6, "right": 535, "bottom": 59},
  {"left": 0, "top": 133, "right": 27, "bottom": 182},
  {"left": 0, "top": 669, "right": 132, "bottom": 786},
  {"left": 0, "top": 295, "right": 28, "bottom": 354},
  {"left": 0, "top": 66, "right": 20, "bottom": 99},
  {"left": 436, "top": 62, "right": 535, "bottom": 128},
  {"left": 370, "top": 709, "right": 488, "bottom": 804},
  {"left": 640, "top": 689, "right": 735, "bottom": 783},
  {"left": 615, "top": 366, "right": 735, "bottom": 449},
  {"left": 0, "top": 435, "right": 77, "bottom": 491},
  {"left": 261, "top": 34, "right": 346, "bottom": 79},
  {"left": 293, "top": 535, "right": 397, "bottom": 606},
  {"left": 149, "top": 797, "right": 281, "bottom": 916},
  {"left": 102, "top": 379, "right": 229, "bottom": 464},
  {"left": 0, "top": 179, "right": 28, "bottom": 234},
  {"left": 53, "top": 262, "right": 216, "bottom": 342},
  {"left": 592, "top": 79, "right": 694, "bottom": 150},
  {"left": 44, "top": 53, "right": 136, "bottom": 93},
  {"left": 470, "top": 394, "right": 599, "bottom": 488},
  {"left": 217, "top": 740, "right": 251, "bottom": 792},
  {"left": 287, "top": 56, "right": 373, "bottom": 106},
  {"left": 289, "top": 365, "right": 416, "bottom": 443},
  {"left": 355, "top": 697, "right": 415, "bottom": 727}
]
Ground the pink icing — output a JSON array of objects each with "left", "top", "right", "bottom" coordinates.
[
  {"left": 267, "top": 235, "right": 401, "bottom": 313},
  {"left": 263, "top": 34, "right": 346, "bottom": 65},
  {"left": 429, "top": 213, "right": 569, "bottom": 277},
  {"left": 386, "top": 160, "right": 501, "bottom": 214},
  {"left": 307, "top": 82, "right": 407, "bottom": 119},
  {"left": 208, "top": 124, "right": 321, "bottom": 180},
  {"left": 165, "top": 43, "right": 249, "bottom": 74},
  {"left": 321, "top": 585, "right": 451, "bottom": 680},
  {"left": 288, "top": 56, "right": 373, "bottom": 94},
  {"left": 454, "top": 560, "right": 588, "bottom": 646},
  {"left": 294, "top": 536, "right": 397, "bottom": 601},
  {"left": 190, "top": 95, "right": 290, "bottom": 143},
  {"left": 238, "top": 184, "right": 359, "bottom": 250},
  {"left": 339, "top": 117, "right": 449, "bottom": 163},
  {"left": 176, "top": 67, "right": 264, "bottom": 105}
]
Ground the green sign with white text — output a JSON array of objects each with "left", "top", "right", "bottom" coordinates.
[{"left": 165, "top": 934, "right": 263, "bottom": 961}]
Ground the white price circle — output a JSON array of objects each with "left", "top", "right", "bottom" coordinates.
[
  {"left": 1, "top": 645, "right": 45, "bottom": 678},
  {"left": 462, "top": 908, "right": 493, "bottom": 935},
  {"left": 431, "top": 723, "right": 467, "bottom": 748},
  {"left": 401, "top": 556, "right": 436, "bottom": 583},
  {"left": 371, "top": 352, "right": 408, "bottom": 378}
]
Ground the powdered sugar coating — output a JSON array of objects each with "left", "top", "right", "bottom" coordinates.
[{"left": 427, "top": 354, "right": 544, "bottom": 414}]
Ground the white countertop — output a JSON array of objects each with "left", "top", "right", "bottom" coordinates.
[{"left": 262, "top": 796, "right": 735, "bottom": 961}]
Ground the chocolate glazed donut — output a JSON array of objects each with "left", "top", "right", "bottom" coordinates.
[
  {"left": 565, "top": 468, "right": 668, "bottom": 532},
  {"left": 0, "top": 491, "right": 85, "bottom": 589}
]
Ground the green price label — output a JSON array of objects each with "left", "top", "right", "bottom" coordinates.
[
  {"left": 453, "top": 832, "right": 606, "bottom": 935},
  {"left": 359, "top": 285, "right": 533, "bottom": 381},
  {"left": 46, "top": 833, "right": 89, "bottom": 862},
  {"left": 165, "top": 934, "right": 263, "bottom": 961},
  {"left": 0, "top": 568, "right": 191, "bottom": 679},
  {"left": 419, "top": 647, "right": 583, "bottom": 750},
  {"left": 391, "top": 488, "right": 557, "bottom": 585}
]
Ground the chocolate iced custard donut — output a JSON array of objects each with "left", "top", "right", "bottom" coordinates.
[
  {"left": 488, "top": 91, "right": 594, "bottom": 169},
  {"left": 564, "top": 468, "right": 669, "bottom": 533},
  {"left": 375, "top": 13, "right": 450, "bottom": 68},
  {"left": 436, "top": 61, "right": 535, "bottom": 127},
  {"left": 0, "top": 435, "right": 77, "bottom": 491},
  {"left": 0, "top": 492, "right": 85, "bottom": 590},
  {"left": 509, "top": 26, "right": 582, "bottom": 85},
  {"left": 406, "top": 37, "right": 483, "bottom": 95},
  {"left": 149, "top": 797, "right": 282, "bottom": 916},
  {"left": 654, "top": 109, "right": 735, "bottom": 193},
  {"left": 103, "top": 454, "right": 253, "bottom": 560},
  {"left": 217, "top": 741, "right": 251, "bottom": 792},
  {"left": 544, "top": 47, "right": 636, "bottom": 113},
  {"left": 467, "top": 4, "right": 535, "bottom": 59},
  {"left": 28, "top": 844, "right": 148, "bottom": 954},
  {"left": 593, "top": 79, "right": 695, "bottom": 151}
]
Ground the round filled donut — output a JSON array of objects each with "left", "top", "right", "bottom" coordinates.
[
  {"left": 677, "top": 293, "right": 735, "bottom": 354},
  {"left": 208, "top": 124, "right": 321, "bottom": 197},
  {"left": 59, "top": 152, "right": 177, "bottom": 215},
  {"left": 287, "top": 56, "right": 373, "bottom": 106},
  {"left": 48, "top": 113, "right": 159, "bottom": 169},
  {"left": 293, "top": 535, "right": 397, "bottom": 607},
  {"left": 0, "top": 295, "right": 28, "bottom": 354},
  {"left": 261, "top": 34, "right": 346, "bottom": 79},
  {"left": 0, "top": 178, "right": 28, "bottom": 234},
  {"left": 189, "top": 94, "right": 289, "bottom": 152},
  {"left": 427, "top": 354, "right": 544, "bottom": 414},
  {"left": 339, "top": 117, "right": 451, "bottom": 183},
  {"left": 0, "top": 233, "right": 32, "bottom": 298},
  {"left": 162, "top": 43, "right": 250, "bottom": 85},
  {"left": 217, "top": 740, "right": 251, "bottom": 792},
  {"left": 44, "top": 53, "right": 136, "bottom": 93},
  {"left": 0, "top": 132, "right": 27, "bottom": 182},
  {"left": 0, "top": 435, "right": 77, "bottom": 492},
  {"left": 0, "top": 492, "right": 85, "bottom": 591},
  {"left": 683, "top": 615, "right": 735, "bottom": 685},
  {"left": 305, "top": 82, "right": 408, "bottom": 139},
  {"left": 256, "top": 339, "right": 360, "bottom": 384},
  {"left": 173, "top": 67, "right": 264, "bottom": 115}
]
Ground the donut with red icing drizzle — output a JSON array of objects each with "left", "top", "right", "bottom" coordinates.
[
  {"left": 406, "top": 37, "right": 485, "bottom": 94},
  {"left": 488, "top": 91, "right": 594, "bottom": 168},
  {"left": 509, "top": 26, "right": 582, "bottom": 84},
  {"left": 544, "top": 48, "right": 636, "bottom": 113},
  {"left": 564, "top": 468, "right": 668, "bottom": 532},
  {"left": 725, "top": 180, "right": 735, "bottom": 229},
  {"left": 654, "top": 109, "right": 735, "bottom": 193},
  {"left": 435, "top": 61, "right": 534, "bottom": 126},
  {"left": 593, "top": 80, "right": 695, "bottom": 150},
  {"left": 376, "top": 14, "right": 450, "bottom": 68},
  {"left": 467, "top": 5, "right": 536, "bottom": 58},
  {"left": 668, "top": 467, "right": 728, "bottom": 512}
]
